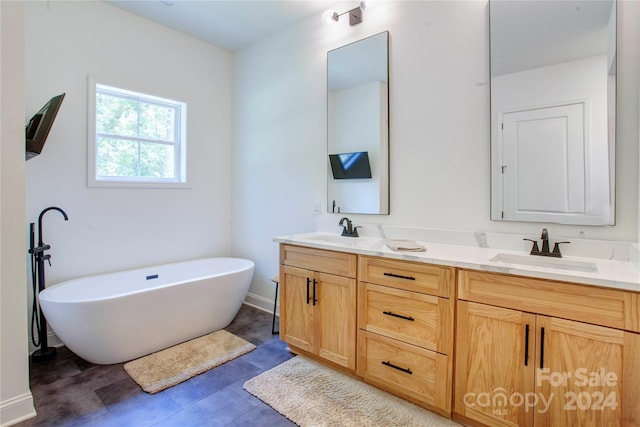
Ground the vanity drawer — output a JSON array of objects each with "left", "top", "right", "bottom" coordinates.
[
  {"left": 358, "top": 282, "right": 452, "bottom": 353},
  {"left": 458, "top": 269, "right": 640, "bottom": 332},
  {"left": 359, "top": 256, "right": 454, "bottom": 298},
  {"left": 281, "top": 244, "right": 357, "bottom": 278},
  {"left": 357, "top": 330, "right": 451, "bottom": 414}
]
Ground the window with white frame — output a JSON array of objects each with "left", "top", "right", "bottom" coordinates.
[{"left": 89, "top": 81, "right": 187, "bottom": 187}]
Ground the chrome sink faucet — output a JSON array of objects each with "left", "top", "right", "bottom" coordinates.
[
  {"left": 339, "top": 217, "right": 360, "bottom": 237},
  {"left": 524, "top": 228, "right": 570, "bottom": 258}
]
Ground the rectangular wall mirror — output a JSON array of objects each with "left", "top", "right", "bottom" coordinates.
[
  {"left": 327, "top": 31, "right": 389, "bottom": 215},
  {"left": 490, "top": 1, "right": 616, "bottom": 225}
]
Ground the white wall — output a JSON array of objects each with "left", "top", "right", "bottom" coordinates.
[
  {"left": 24, "top": 1, "right": 233, "bottom": 287},
  {"left": 0, "top": 2, "right": 36, "bottom": 425},
  {"left": 233, "top": 1, "right": 639, "bottom": 310},
  {"left": 637, "top": 0, "right": 640, "bottom": 259}
]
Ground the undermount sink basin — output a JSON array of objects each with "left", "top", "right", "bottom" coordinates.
[
  {"left": 299, "top": 233, "right": 381, "bottom": 249},
  {"left": 303, "top": 234, "right": 359, "bottom": 244},
  {"left": 490, "top": 253, "right": 598, "bottom": 273}
]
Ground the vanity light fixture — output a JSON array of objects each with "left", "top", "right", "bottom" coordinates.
[{"left": 323, "top": 1, "right": 366, "bottom": 26}]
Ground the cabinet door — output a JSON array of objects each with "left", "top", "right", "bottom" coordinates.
[
  {"left": 315, "top": 271, "right": 356, "bottom": 370},
  {"left": 534, "top": 316, "right": 625, "bottom": 427},
  {"left": 455, "top": 301, "right": 535, "bottom": 427},
  {"left": 281, "top": 265, "right": 314, "bottom": 353}
]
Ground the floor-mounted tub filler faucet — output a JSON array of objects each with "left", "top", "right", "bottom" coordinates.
[
  {"left": 29, "top": 206, "right": 69, "bottom": 362},
  {"left": 339, "top": 217, "right": 360, "bottom": 237},
  {"left": 523, "top": 228, "right": 570, "bottom": 258},
  {"left": 38, "top": 206, "right": 69, "bottom": 247}
]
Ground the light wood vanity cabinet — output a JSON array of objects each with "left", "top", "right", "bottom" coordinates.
[
  {"left": 279, "top": 245, "right": 357, "bottom": 371},
  {"left": 455, "top": 269, "right": 640, "bottom": 427},
  {"left": 279, "top": 241, "right": 640, "bottom": 425},
  {"left": 357, "top": 256, "right": 455, "bottom": 415}
]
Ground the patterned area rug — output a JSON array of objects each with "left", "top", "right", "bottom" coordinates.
[
  {"left": 124, "top": 329, "right": 255, "bottom": 394},
  {"left": 243, "top": 355, "right": 461, "bottom": 426}
]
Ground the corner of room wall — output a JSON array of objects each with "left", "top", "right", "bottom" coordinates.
[
  {"left": 231, "top": 11, "right": 331, "bottom": 311},
  {"left": 231, "top": 2, "right": 402, "bottom": 311},
  {"left": 0, "top": 2, "right": 37, "bottom": 426},
  {"left": 232, "top": 1, "right": 639, "bottom": 311}
]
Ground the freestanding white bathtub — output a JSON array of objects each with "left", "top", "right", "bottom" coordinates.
[{"left": 39, "top": 257, "right": 254, "bottom": 364}]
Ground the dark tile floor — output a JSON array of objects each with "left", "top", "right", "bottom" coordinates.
[{"left": 18, "top": 305, "right": 295, "bottom": 427}]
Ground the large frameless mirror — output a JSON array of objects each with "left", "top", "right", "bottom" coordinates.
[
  {"left": 490, "top": 1, "right": 616, "bottom": 225},
  {"left": 327, "top": 31, "right": 389, "bottom": 215}
]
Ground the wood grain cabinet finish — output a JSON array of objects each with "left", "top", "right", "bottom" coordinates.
[
  {"left": 278, "top": 244, "right": 640, "bottom": 425},
  {"left": 458, "top": 269, "right": 640, "bottom": 333},
  {"left": 359, "top": 255, "right": 455, "bottom": 298},
  {"left": 280, "top": 245, "right": 357, "bottom": 372},
  {"left": 357, "top": 256, "right": 455, "bottom": 415},
  {"left": 358, "top": 282, "right": 451, "bottom": 352},
  {"left": 455, "top": 270, "right": 640, "bottom": 427}
]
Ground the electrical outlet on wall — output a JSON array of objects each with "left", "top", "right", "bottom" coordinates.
[{"left": 313, "top": 201, "right": 321, "bottom": 214}]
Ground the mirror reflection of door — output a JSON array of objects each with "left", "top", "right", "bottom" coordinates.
[
  {"left": 490, "top": 0, "right": 615, "bottom": 225},
  {"left": 502, "top": 103, "right": 586, "bottom": 221},
  {"left": 327, "top": 31, "right": 389, "bottom": 215}
]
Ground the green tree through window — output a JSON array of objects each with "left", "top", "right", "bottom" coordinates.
[{"left": 92, "top": 83, "right": 186, "bottom": 185}]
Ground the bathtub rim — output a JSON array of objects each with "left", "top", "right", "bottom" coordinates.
[{"left": 39, "top": 257, "right": 255, "bottom": 304}]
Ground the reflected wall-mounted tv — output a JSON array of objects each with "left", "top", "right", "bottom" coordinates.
[
  {"left": 329, "top": 151, "right": 372, "bottom": 179},
  {"left": 25, "top": 93, "right": 65, "bottom": 160}
]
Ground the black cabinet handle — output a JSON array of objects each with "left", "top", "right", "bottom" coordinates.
[
  {"left": 524, "top": 324, "right": 529, "bottom": 366},
  {"left": 306, "top": 278, "right": 311, "bottom": 304},
  {"left": 540, "top": 327, "right": 545, "bottom": 369},
  {"left": 312, "top": 278, "right": 318, "bottom": 306},
  {"left": 382, "top": 361, "right": 413, "bottom": 375},
  {"left": 383, "top": 272, "right": 416, "bottom": 281},
  {"left": 383, "top": 311, "right": 415, "bottom": 322}
]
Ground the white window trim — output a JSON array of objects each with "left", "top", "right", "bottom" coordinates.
[{"left": 87, "top": 76, "right": 189, "bottom": 189}]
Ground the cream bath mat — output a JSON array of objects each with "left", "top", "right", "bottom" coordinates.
[
  {"left": 124, "top": 329, "right": 255, "bottom": 394},
  {"left": 243, "top": 356, "right": 461, "bottom": 426}
]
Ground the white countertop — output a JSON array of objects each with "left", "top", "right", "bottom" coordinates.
[{"left": 274, "top": 232, "right": 640, "bottom": 293}]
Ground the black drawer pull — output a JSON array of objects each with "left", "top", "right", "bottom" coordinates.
[
  {"left": 382, "top": 361, "right": 413, "bottom": 375},
  {"left": 312, "top": 278, "right": 318, "bottom": 306},
  {"left": 383, "top": 311, "right": 414, "bottom": 322},
  {"left": 524, "top": 324, "right": 530, "bottom": 366},
  {"left": 383, "top": 272, "right": 416, "bottom": 281},
  {"left": 540, "top": 327, "right": 545, "bottom": 370}
]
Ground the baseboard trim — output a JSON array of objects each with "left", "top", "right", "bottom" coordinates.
[
  {"left": 0, "top": 393, "right": 36, "bottom": 427},
  {"left": 244, "top": 292, "right": 279, "bottom": 316}
]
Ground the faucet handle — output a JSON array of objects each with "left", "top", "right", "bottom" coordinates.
[
  {"left": 523, "top": 238, "right": 540, "bottom": 254},
  {"left": 552, "top": 241, "right": 570, "bottom": 257}
]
